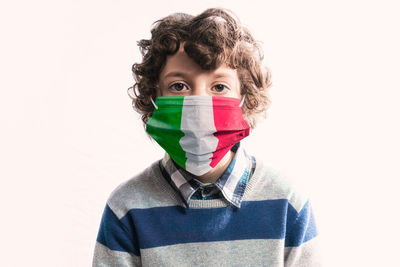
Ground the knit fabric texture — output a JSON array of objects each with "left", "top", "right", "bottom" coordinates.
[{"left": 93, "top": 157, "right": 321, "bottom": 267}]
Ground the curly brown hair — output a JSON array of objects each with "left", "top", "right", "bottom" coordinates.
[{"left": 130, "top": 8, "right": 271, "bottom": 129}]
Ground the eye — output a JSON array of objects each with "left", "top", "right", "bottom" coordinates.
[
  {"left": 169, "top": 82, "right": 188, "bottom": 92},
  {"left": 212, "top": 84, "right": 229, "bottom": 93}
]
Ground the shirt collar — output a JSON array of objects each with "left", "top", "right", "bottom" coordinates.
[{"left": 159, "top": 143, "right": 254, "bottom": 208}]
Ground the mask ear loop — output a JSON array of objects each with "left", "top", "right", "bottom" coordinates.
[
  {"left": 127, "top": 86, "right": 159, "bottom": 110},
  {"left": 239, "top": 94, "right": 246, "bottom": 107},
  {"left": 150, "top": 97, "right": 158, "bottom": 110}
]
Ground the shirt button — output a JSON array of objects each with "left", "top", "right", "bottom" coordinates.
[{"left": 203, "top": 188, "right": 211, "bottom": 195}]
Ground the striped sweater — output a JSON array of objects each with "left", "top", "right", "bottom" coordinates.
[{"left": 93, "top": 158, "right": 320, "bottom": 266}]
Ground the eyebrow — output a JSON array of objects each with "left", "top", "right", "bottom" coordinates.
[
  {"left": 163, "top": 71, "right": 186, "bottom": 79},
  {"left": 214, "top": 73, "right": 234, "bottom": 79},
  {"left": 163, "top": 71, "right": 235, "bottom": 79}
]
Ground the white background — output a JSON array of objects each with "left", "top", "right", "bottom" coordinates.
[{"left": 1, "top": 0, "right": 399, "bottom": 266}]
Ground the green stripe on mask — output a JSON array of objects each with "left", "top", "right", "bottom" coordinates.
[{"left": 146, "top": 96, "right": 187, "bottom": 168}]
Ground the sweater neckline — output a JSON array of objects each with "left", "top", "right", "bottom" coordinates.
[{"left": 151, "top": 156, "right": 266, "bottom": 209}]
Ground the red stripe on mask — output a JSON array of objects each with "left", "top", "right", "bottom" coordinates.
[{"left": 210, "top": 96, "right": 250, "bottom": 168}]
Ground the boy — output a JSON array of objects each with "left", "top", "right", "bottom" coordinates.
[{"left": 93, "top": 8, "right": 320, "bottom": 266}]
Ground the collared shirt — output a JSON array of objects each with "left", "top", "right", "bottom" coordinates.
[{"left": 158, "top": 142, "right": 256, "bottom": 208}]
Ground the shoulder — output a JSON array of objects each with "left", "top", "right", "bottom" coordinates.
[
  {"left": 244, "top": 156, "right": 310, "bottom": 213},
  {"left": 106, "top": 160, "right": 181, "bottom": 219}
]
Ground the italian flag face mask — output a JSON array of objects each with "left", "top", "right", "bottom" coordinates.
[{"left": 146, "top": 95, "right": 250, "bottom": 176}]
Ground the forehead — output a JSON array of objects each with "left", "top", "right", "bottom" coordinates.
[{"left": 159, "top": 44, "right": 239, "bottom": 81}]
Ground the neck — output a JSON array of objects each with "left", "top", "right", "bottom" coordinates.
[{"left": 196, "top": 150, "right": 235, "bottom": 183}]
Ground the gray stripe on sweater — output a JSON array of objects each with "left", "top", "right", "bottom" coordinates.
[
  {"left": 107, "top": 162, "right": 184, "bottom": 219},
  {"left": 92, "top": 242, "right": 140, "bottom": 267},
  {"left": 140, "top": 239, "right": 285, "bottom": 267},
  {"left": 243, "top": 161, "right": 309, "bottom": 213},
  {"left": 284, "top": 236, "right": 322, "bottom": 267}
]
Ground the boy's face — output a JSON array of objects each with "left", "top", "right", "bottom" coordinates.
[{"left": 158, "top": 44, "right": 241, "bottom": 99}]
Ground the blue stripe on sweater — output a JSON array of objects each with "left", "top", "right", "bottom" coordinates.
[
  {"left": 96, "top": 205, "right": 140, "bottom": 256},
  {"left": 285, "top": 200, "right": 318, "bottom": 247},
  {"left": 98, "top": 199, "right": 317, "bottom": 252}
]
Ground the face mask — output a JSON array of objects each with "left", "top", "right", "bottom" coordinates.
[{"left": 146, "top": 95, "right": 250, "bottom": 176}]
